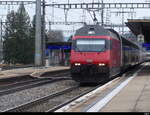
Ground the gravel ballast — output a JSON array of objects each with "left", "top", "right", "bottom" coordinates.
[{"left": 0, "top": 80, "right": 77, "bottom": 111}]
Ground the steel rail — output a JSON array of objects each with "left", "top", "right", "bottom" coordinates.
[
  {"left": 2, "top": 85, "right": 79, "bottom": 112},
  {"left": 40, "top": 69, "right": 70, "bottom": 78},
  {"left": 0, "top": 69, "right": 70, "bottom": 86},
  {"left": 0, "top": 77, "right": 71, "bottom": 96},
  {"left": 0, "top": 75, "right": 33, "bottom": 83},
  {"left": 0, "top": 78, "right": 50, "bottom": 90},
  {"left": 46, "top": 83, "right": 104, "bottom": 112}
]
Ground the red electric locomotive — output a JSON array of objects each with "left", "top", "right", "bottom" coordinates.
[{"left": 70, "top": 24, "right": 141, "bottom": 83}]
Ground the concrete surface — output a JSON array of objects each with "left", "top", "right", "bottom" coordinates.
[
  {"left": 0, "top": 66, "right": 70, "bottom": 79},
  {"left": 100, "top": 63, "right": 150, "bottom": 112}
]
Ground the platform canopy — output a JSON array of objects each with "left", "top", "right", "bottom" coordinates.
[
  {"left": 126, "top": 19, "right": 150, "bottom": 43},
  {"left": 46, "top": 41, "right": 71, "bottom": 50},
  {"left": 46, "top": 41, "right": 71, "bottom": 46}
]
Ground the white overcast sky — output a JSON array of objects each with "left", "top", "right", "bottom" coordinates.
[{"left": 1, "top": 0, "right": 150, "bottom": 37}]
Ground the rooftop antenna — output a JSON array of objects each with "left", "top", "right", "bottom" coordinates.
[{"left": 101, "top": 0, "right": 104, "bottom": 26}]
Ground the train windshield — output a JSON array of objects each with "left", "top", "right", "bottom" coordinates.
[{"left": 75, "top": 39, "right": 106, "bottom": 52}]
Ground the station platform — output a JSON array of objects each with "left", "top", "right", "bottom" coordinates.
[
  {"left": 100, "top": 63, "right": 150, "bottom": 112},
  {"left": 57, "top": 62, "right": 150, "bottom": 112},
  {"left": 0, "top": 66, "right": 70, "bottom": 79}
]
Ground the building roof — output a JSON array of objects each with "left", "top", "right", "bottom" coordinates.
[{"left": 126, "top": 19, "right": 150, "bottom": 43}]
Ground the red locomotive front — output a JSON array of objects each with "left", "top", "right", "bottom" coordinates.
[{"left": 70, "top": 25, "right": 122, "bottom": 83}]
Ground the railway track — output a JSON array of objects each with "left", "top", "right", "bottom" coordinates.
[
  {"left": 47, "top": 83, "right": 106, "bottom": 112},
  {"left": 2, "top": 85, "right": 80, "bottom": 112},
  {"left": 0, "top": 70, "right": 70, "bottom": 86},
  {"left": 0, "top": 75, "right": 34, "bottom": 86},
  {"left": 0, "top": 64, "right": 143, "bottom": 112},
  {"left": 0, "top": 69, "right": 70, "bottom": 91},
  {"left": 1, "top": 79, "right": 110, "bottom": 112},
  {"left": 54, "top": 64, "right": 146, "bottom": 112},
  {"left": 0, "top": 78, "right": 39, "bottom": 89},
  {"left": 0, "top": 77, "right": 71, "bottom": 96},
  {"left": 40, "top": 70, "right": 70, "bottom": 78},
  {"left": 48, "top": 64, "right": 143, "bottom": 112},
  {"left": 0, "top": 70, "right": 71, "bottom": 96}
]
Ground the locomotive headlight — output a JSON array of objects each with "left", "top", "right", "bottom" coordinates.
[
  {"left": 75, "top": 63, "right": 81, "bottom": 66},
  {"left": 98, "top": 63, "right": 106, "bottom": 66}
]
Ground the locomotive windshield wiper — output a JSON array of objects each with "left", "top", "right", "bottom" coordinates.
[
  {"left": 98, "top": 46, "right": 106, "bottom": 52},
  {"left": 75, "top": 46, "right": 82, "bottom": 52}
]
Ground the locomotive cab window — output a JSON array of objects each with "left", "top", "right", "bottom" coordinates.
[{"left": 74, "top": 39, "right": 106, "bottom": 52}]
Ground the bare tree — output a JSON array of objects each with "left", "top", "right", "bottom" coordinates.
[{"left": 47, "top": 30, "right": 64, "bottom": 42}]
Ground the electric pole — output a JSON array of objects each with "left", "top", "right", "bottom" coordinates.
[
  {"left": 42, "top": 0, "right": 46, "bottom": 66},
  {"left": 35, "top": 0, "right": 42, "bottom": 66},
  {"left": 122, "top": 9, "right": 124, "bottom": 35},
  {"left": 0, "top": 20, "right": 2, "bottom": 43},
  {"left": 0, "top": 20, "right": 3, "bottom": 62},
  {"left": 101, "top": 0, "right": 104, "bottom": 26}
]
